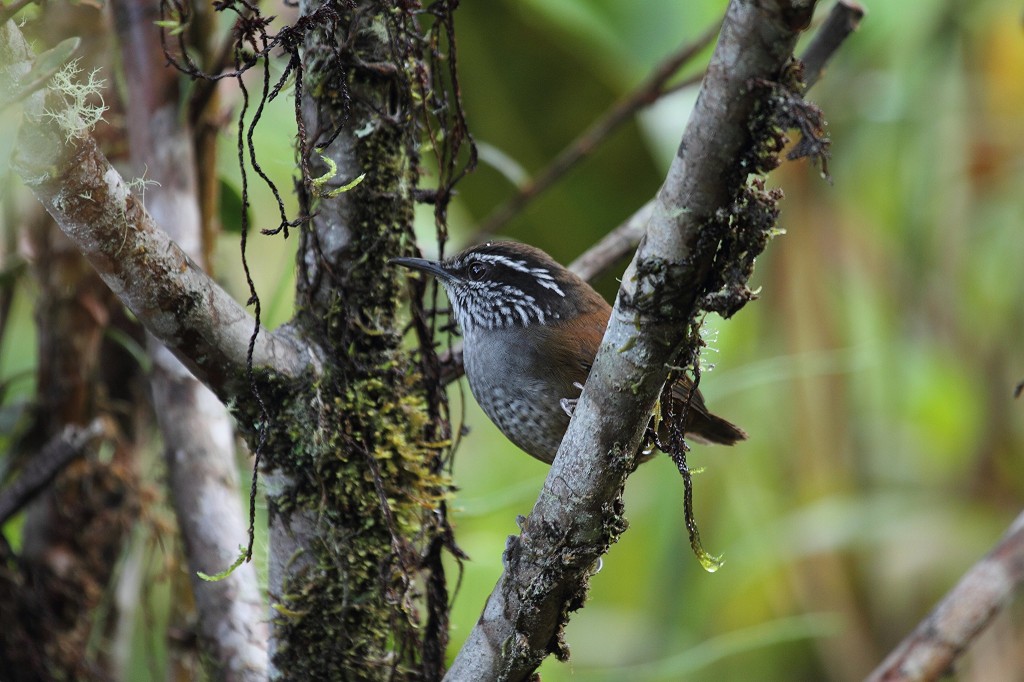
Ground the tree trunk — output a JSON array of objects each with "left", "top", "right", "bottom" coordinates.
[{"left": 262, "top": 1, "right": 451, "bottom": 678}]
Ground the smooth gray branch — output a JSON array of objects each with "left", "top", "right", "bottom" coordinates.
[{"left": 111, "top": 0, "right": 270, "bottom": 676}]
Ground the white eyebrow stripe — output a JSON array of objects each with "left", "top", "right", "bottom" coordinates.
[
  {"left": 466, "top": 253, "right": 567, "bottom": 298},
  {"left": 469, "top": 253, "right": 529, "bottom": 271}
]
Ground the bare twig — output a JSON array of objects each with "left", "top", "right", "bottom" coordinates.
[
  {"left": 445, "top": 1, "right": 822, "bottom": 678},
  {"left": 567, "top": 200, "right": 653, "bottom": 282},
  {"left": 0, "top": 420, "right": 108, "bottom": 524},
  {"left": 867, "top": 511, "right": 1024, "bottom": 682},
  {"left": 800, "top": 0, "right": 865, "bottom": 90},
  {"left": 473, "top": 20, "right": 721, "bottom": 239}
]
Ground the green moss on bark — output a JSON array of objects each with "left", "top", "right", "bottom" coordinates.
[
  {"left": 263, "top": 2, "right": 453, "bottom": 678},
  {"left": 266, "top": 362, "right": 450, "bottom": 679}
]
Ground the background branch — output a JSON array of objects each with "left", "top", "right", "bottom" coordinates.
[
  {"left": 867, "top": 511, "right": 1024, "bottom": 682},
  {"left": 800, "top": 0, "right": 865, "bottom": 90},
  {"left": 111, "top": 0, "right": 269, "bottom": 676},
  {"left": 473, "top": 20, "right": 720, "bottom": 240},
  {"left": 0, "top": 420, "right": 107, "bottom": 524}
]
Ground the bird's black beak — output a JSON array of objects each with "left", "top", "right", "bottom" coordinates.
[{"left": 390, "top": 256, "right": 447, "bottom": 280}]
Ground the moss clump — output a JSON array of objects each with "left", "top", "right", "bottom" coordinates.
[
  {"left": 700, "top": 59, "right": 828, "bottom": 320},
  {"left": 269, "top": 361, "right": 452, "bottom": 680}
]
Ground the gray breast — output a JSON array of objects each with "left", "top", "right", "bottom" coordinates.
[{"left": 461, "top": 327, "right": 572, "bottom": 463}]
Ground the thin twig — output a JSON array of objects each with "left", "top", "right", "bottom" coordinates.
[
  {"left": 567, "top": 199, "right": 653, "bottom": 282},
  {"left": 0, "top": 0, "right": 36, "bottom": 25},
  {"left": 866, "top": 511, "right": 1024, "bottom": 682},
  {"left": 800, "top": 0, "right": 865, "bottom": 90},
  {"left": 473, "top": 20, "right": 721, "bottom": 239},
  {"left": 0, "top": 420, "right": 108, "bottom": 525}
]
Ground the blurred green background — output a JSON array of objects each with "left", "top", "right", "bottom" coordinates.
[{"left": 3, "top": 0, "right": 1023, "bottom": 679}]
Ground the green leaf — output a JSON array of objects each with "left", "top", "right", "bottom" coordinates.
[
  {"left": 197, "top": 546, "right": 249, "bottom": 582},
  {"left": 219, "top": 177, "right": 252, "bottom": 234}
]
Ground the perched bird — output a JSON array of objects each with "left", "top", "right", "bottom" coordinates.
[{"left": 392, "top": 241, "right": 746, "bottom": 464}]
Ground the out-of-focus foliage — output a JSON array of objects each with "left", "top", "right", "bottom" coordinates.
[{"left": 2, "top": 0, "right": 1021, "bottom": 679}]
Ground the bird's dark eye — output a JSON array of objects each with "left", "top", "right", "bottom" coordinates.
[{"left": 467, "top": 262, "right": 488, "bottom": 281}]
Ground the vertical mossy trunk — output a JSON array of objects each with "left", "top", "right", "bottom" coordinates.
[{"left": 262, "top": 0, "right": 447, "bottom": 678}]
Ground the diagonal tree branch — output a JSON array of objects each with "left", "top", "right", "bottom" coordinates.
[
  {"left": 2, "top": 19, "right": 311, "bottom": 403},
  {"left": 867, "top": 510, "right": 1024, "bottom": 682},
  {"left": 800, "top": 0, "right": 864, "bottom": 90},
  {"left": 0, "top": 419, "right": 108, "bottom": 525},
  {"left": 445, "top": 1, "right": 823, "bottom": 679},
  {"left": 438, "top": 0, "right": 863, "bottom": 387}
]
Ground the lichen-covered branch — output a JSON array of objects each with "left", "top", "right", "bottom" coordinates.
[
  {"left": 866, "top": 511, "right": 1024, "bottom": 682},
  {"left": 445, "top": 1, "right": 823, "bottom": 679},
  {"left": 3, "top": 20, "right": 310, "bottom": 403}
]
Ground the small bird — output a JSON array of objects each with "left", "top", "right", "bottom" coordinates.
[{"left": 392, "top": 241, "right": 746, "bottom": 464}]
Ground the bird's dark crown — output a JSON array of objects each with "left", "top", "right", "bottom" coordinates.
[{"left": 433, "top": 241, "right": 590, "bottom": 332}]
